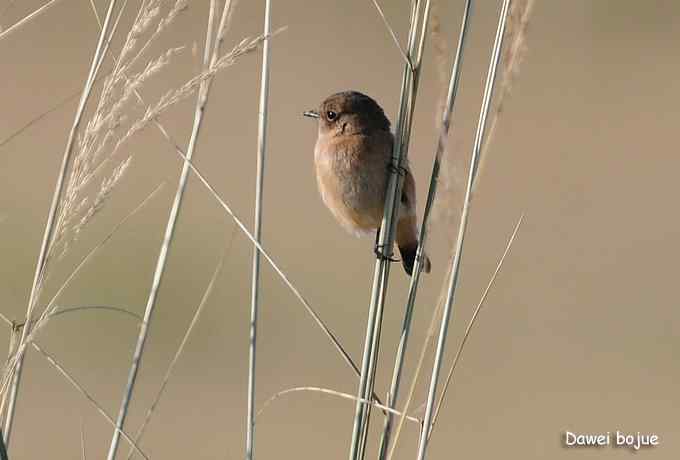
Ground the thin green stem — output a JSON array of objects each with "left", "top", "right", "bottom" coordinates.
[
  {"left": 348, "top": 1, "right": 431, "bottom": 459},
  {"left": 414, "top": 2, "right": 512, "bottom": 459},
  {"left": 247, "top": 0, "right": 272, "bottom": 459},
  {"left": 377, "top": 1, "right": 473, "bottom": 457}
]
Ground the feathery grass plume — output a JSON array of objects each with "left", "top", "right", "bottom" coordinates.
[
  {"left": 50, "top": 3, "right": 190, "bottom": 258},
  {"left": 48, "top": 7, "right": 186, "bottom": 261},
  {"left": 112, "top": 33, "right": 274, "bottom": 153},
  {"left": 429, "top": 0, "right": 465, "bottom": 229},
  {"left": 82, "top": 6, "right": 356, "bottom": 409},
  {"left": 0, "top": 0, "right": 189, "bottom": 441},
  {"left": 474, "top": 0, "right": 534, "bottom": 189},
  {"left": 430, "top": 0, "right": 449, "bottom": 127},
  {"left": 433, "top": 0, "right": 534, "bottom": 232},
  {"left": 69, "top": 157, "right": 132, "bottom": 243},
  {"left": 0, "top": 0, "right": 125, "bottom": 444}
]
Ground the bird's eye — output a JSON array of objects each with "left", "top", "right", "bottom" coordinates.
[{"left": 326, "top": 111, "right": 337, "bottom": 121}]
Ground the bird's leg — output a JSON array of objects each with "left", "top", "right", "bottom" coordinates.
[
  {"left": 387, "top": 157, "right": 408, "bottom": 177},
  {"left": 373, "top": 159, "right": 407, "bottom": 263},
  {"left": 374, "top": 227, "right": 399, "bottom": 262}
]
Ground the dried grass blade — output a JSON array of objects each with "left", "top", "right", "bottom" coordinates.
[
  {"left": 257, "top": 386, "right": 422, "bottom": 425},
  {"left": 0, "top": 0, "right": 64, "bottom": 42},
  {"left": 124, "top": 228, "right": 235, "bottom": 460}
]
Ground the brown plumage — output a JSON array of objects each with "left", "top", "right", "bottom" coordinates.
[{"left": 304, "top": 91, "right": 431, "bottom": 275}]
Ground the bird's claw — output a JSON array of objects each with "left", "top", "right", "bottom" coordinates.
[
  {"left": 387, "top": 161, "right": 408, "bottom": 177},
  {"left": 374, "top": 243, "right": 399, "bottom": 263}
]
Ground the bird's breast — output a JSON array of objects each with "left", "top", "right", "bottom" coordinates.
[{"left": 314, "top": 135, "right": 388, "bottom": 235}]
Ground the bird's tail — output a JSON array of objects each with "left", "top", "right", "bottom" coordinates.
[{"left": 397, "top": 215, "right": 431, "bottom": 276}]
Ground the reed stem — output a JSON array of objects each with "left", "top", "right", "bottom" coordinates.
[
  {"left": 246, "top": 1, "right": 272, "bottom": 459},
  {"left": 377, "top": 1, "right": 473, "bottom": 457},
  {"left": 348, "top": 1, "right": 431, "bottom": 459},
  {"left": 414, "top": 1, "right": 511, "bottom": 458}
]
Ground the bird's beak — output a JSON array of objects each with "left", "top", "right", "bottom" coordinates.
[{"left": 303, "top": 110, "right": 320, "bottom": 119}]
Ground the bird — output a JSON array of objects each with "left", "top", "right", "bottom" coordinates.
[{"left": 304, "top": 90, "right": 431, "bottom": 276}]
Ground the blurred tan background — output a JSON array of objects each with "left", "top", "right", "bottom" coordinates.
[{"left": 1, "top": 0, "right": 678, "bottom": 459}]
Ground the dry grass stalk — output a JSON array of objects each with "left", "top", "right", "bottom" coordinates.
[
  {"left": 80, "top": 418, "right": 87, "bottom": 460},
  {"left": 30, "top": 341, "right": 150, "bottom": 459},
  {"left": 124, "top": 231, "right": 234, "bottom": 460},
  {"left": 0, "top": 0, "right": 65, "bottom": 42},
  {"left": 105, "top": 0, "right": 224, "bottom": 455},
  {"left": 165, "top": 139, "right": 377, "bottom": 397},
  {"left": 0, "top": 3, "right": 193, "bottom": 439},
  {"left": 427, "top": 214, "right": 523, "bottom": 435},
  {"left": 0, "top": 181, "right": 165, "bottom": 411},
  {"left": 105, "top": 0, "right": 276, "bottom": 457},
  {"left": 370, "top": 0, "right": 411, "bottom": 69},
  {"left": 257, "top": 387, "right": 422, "bottom": 426},
  {"left": 433, "top": 0, "right": 534, "bottom": 230},
  {"left": 0, "top": 312, "right": 149, "bottom": 458},
  {"left": 95, "top": 16, "right": 363, "bottom": 408},
  {"left": 386, "top": 6, "right": 536, "bottom": 452},
  {"left": 429, "top": 0, "right": 463, "bottom": 227},
  {"left": 414, "top": 2, "right": 512, "bottom": 458},
  {"left": 247, "top": 1, "right": 273, "bottom": 459},
  {"left": 350, "top": 1, "right": 433, "bottom": 458},
  {"left": 474, "top": 0, "right": 534, "bottom": 189},
  {"left": 378, "top": 1, "right": 472, "bottom": 457},
  {"left": 0, "top": 0, "right": 124, "bottom": 444},
  {"left": 52, "top": 1, "right": 189, "bottom": 258}
]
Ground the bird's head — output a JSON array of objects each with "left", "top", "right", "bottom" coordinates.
[{"left": 304, "top": 91, "right": 391, "bottom": 137}]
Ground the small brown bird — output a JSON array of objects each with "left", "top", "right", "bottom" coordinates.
[{"left": 304, "top": 91, "right": 431, "bottom": 275}]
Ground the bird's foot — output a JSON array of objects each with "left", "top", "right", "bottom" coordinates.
[
  {"left": 387, "top": 160, "right": 408, "bottom": 177},
  {"left": 374, "top": 243, "right": 399, "bottom": 263}
]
